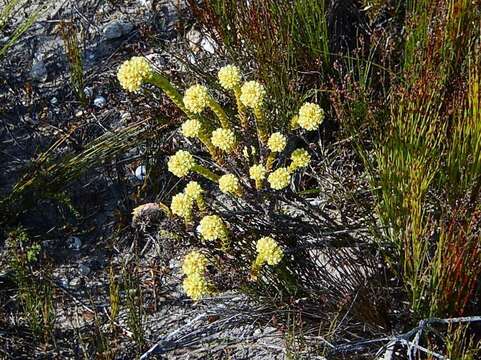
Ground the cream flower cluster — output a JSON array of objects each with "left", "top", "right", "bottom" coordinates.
[
  {"left": 184, "top": 181, "right": 203, "bottom": 200},
  {"left": 267, "top": 167, "right": 291, "bottom": 190},
  {"left": 199, "top": 215, "right": 228, "bottom": 241},
  {"left": 297, "top": 102, "right": 324, "bottom": 131},
  {"left": 167, "top": 150, "right": 196, "bottom": 177},
  {"left": 218, "top": 174, "right": 241, "bottom": 195},
  {"left": 181, "top": 119, "right": 202, "bottom": 138},
  {"left": 256, "top": 236, "right": 284, "bottom": 266},
  {"left": 171, "top": 193, "right": 193, "bottom": 219},
  {"left": 290, "top": 148, "right": 311, "bottom": 170},
  {"left": 218, "top": 65, "right": 241, "bottom": 90},
  {"left": 267, "top": 132, "right": 287, "bottom": 152},
  {"left": 182, "top": 250, "right": 208, "bottom": 276},
  {"left": 183, "top": 272, "right": 210, "bottom": 300},
  {"left": 211, "top": 128, "right": 236, "bottom": 152},
  {"left": 117, "top": 57, "right": 152, "bottom": 92},
  {"left": 240, "top": 81, "right": 266, "bottom": 108},
  {"left": 183, "top": 84, "right": 209, "bottom": 114},
  {"left": 249, "top": 164, "right": 267, "bottom": 181}
]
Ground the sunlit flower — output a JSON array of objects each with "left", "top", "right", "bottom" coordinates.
[
  {"left": 171, "top": 193, "right": 193, "bottom": 218},
  {"left": 181, "top": 119, "right": 202, "bottom": 138},
  {"left": 218, "top": 174, "right": 241, "bottom": 195},
  {"left": 298, "top": 102, "right": 324, "bottom": 131},
  {"left": 199, "top": 215, "right": 227, "bottom": 241},
  {"left": 249, "top": 164, "right": 267, "bottom": 181},
  {"left": 218, "top": 65, "right": 241, "bottom": 90},
  {"left": 267, "top": 132, "right": 287, "bottom": 152},
  {"left": 117, "top": 57, "right": 152, "bottom": 92},
  {"left": 267, "top": 167, "right": 290, "bottom": 190},
  {"left": 183, "top": 272, "right": 210, "bottom": 300},
  {"left": 182, "top": 250, "right": 208, "bottom": 276},
  {"left": 184, "top": 181, "right": 203, "bottom": 200},
  {"left": 256, "top": 236, "right": 284, "bottom": 266},
  {"left": 167, "top": 150, "right": 196, "bottom": 177},
  {"left": 240, "top": 81, "right": 266, "bottom": 108},
  {"left": 211, "top": 128, "right": 236, "bottom": 152},
  {"left": 290, "top": 148, "right": 311, "bottom": 170},
  {"left": 183, "top": 84, "right": 209, "bottom": 113}
]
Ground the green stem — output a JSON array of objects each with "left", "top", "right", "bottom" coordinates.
[
  {"left": 192, "top": 164, "right": 220, "bottom": 182},
  {"left": 207, "top": 97, "right": 231, "bottom": 130},
  {"left": 234, "top": 87, "right": 248, "bottom": 129},
  {"left": 148, "top": 72, "right": 186, "bottom": 113},
  {"left": 253, "top": 106, "right": 268, "bottom": 144},
  {"left": 266, "top": 151, "right": 277, "bottom": 171},
  {"left": 197, "top": 128, "right": 220, "bottom": 161}
]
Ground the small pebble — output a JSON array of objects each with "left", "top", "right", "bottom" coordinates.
[
  {"left": 67, "top": 236, "right": 81, "bottom": 250},
  {"left": 93, "top": 95, "right": 106, "bottom": 108},
  {"left": 135, "top": 165, "right": 146, "bottom": 180}
]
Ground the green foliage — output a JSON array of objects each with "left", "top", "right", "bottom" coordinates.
[
  {"left": 188, "top": 0, "right": 330, "bottom": 129},
  {"left": 346, "top": 0, "right": 481, "bottom": 319},
  {"left": 0, "top": 0, "right": 47, "bottom": 60},
  {"left": 6, "top": 228, "right": 55, "bottom": 341},
  {"left": 58, "top": 21, "right": 87, "bottom": 106}
]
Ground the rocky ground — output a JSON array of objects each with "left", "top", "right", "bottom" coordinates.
[{"left": 0, "top": 1, "right": 294, "bottom": 358}]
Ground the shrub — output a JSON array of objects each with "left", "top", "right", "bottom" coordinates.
[{"left": 117, "top": 59, "right": 385, "bottom": 325}]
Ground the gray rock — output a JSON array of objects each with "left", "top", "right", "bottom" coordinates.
[
  {"left": 30, "top": 60, "right": 47, "bottom": 82},
  {"left": 83, "top": 87, "right": 94, "bottom": 98},
  {"left": 69, "top": 277, "right": 82, "bottom": 289},
  {"left": 79, "top": 264, "right": 91, "bottom": 276},
  {"left": 93, "top": 95, "right": 106, "bottom": 108},
  {"left": 135, "top": 165, "right": 146, "bottom": 180},
  {"left": 102, "top": 20, "right": 134, "bottom": 40},
  {"left": 67, "top": 236, "right": 81, "bottom": 250}
]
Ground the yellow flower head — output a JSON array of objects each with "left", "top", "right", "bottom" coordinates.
[
  {"left": 218, "top": 174, "right": 240, "bottom": 195},
  {"left": 249, "top": 164, "right": 267, "bottom": 181},
  {"left": 168, "top": 150, "right": 196, "bottom": 177},
  {"left": 117, "top": 57, "right": 152, "bottom": 92},
  {"left": 184, "top": 84, "right": 209, "bottom": 113},
  {"left": 267, "top": 132, "right": 287, "bottom": 152},
  {"left": 171, "top": 193, "right": 193, "bottom": 218},
  {"left": 218, "top": 65, "right": 241, "bottom": 90},
  {"left": 298, "top": 102, "right": 324, "bottom": 131},
  {"left": 240, "top": 81, "right": 266, "bottom": 108},
  {"left": 184, "top": 181, "right": 203, "bottom": 200},
  {"left": 183, "top": 272, "right": 210, "bottom": 300},
  {"left": 181, "top": 119, "right": 202, "bottom": 138},
  {"left": 256, "top": 236, "right": 284, "bottom": 266},
  {"left": 290, "top": 148, "right": 311, "bottom": 169},
  {"left": 211, "top": 128, "right": 236, "bottom": 152},
  {"left": 199, "top": 215, "right": 227, "bottom": 241},
  {"left": 182, "top": 250, "right": 208, "bottom": 276},
  {"left": 268, "top": 167, "right": 291, "bottom": 190}
]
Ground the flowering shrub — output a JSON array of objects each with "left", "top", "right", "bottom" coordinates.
[{"left": 117, "top": 59, "right": 377, "bottom": 313}]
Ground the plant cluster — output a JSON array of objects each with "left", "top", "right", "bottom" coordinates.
[{"left": 117, "top": 59, "right": 333, "bottom": 301}]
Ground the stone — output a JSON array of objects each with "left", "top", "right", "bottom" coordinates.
[
  {"left": 93, "top": 95, "right": 106, "bottom": 108},
  {"left": 186, "top": 28, "right": 202, "bottom": 52},
  {"left": 79, "top": 264, "right": 91, "bottom": 276},
  {"left": 69, "top": 277, "right": 82, "bottom": 289},
  {"left": 67, "top": 236, "right": 81, "bottom": 250},
  {"left": 30, "top": 60, "right": 47, "bottom": 82},
  {"left": 102, "top": 20, "right": 134, "bottom": 40},
  {"left": 135, "top": 165, "right": 146, "bottom": 180},
  {"left": 83, "top": 87, "right": 94, "bottom": 98}
]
